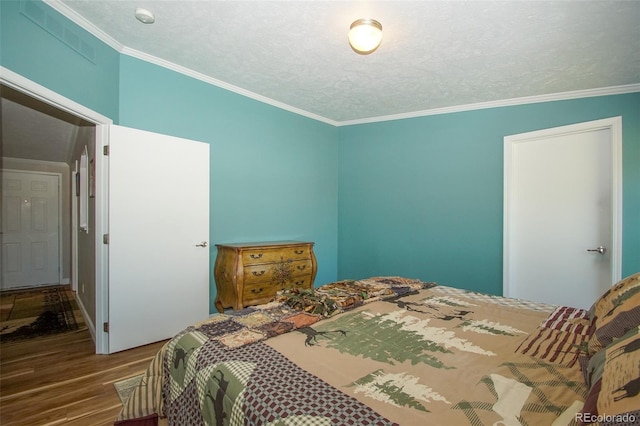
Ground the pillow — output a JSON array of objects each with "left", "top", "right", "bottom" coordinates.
[
  {"left": 581, "top": 326, "right": 640, "bottom": 425},
  {"left": 587, "top": 272, "right": 640, "bottom": 356}
]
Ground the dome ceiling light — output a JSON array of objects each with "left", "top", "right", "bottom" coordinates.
[{"left": 348, "top": 19, "right": 383, "bottom": 55}]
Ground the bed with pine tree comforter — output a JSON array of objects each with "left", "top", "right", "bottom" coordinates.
[{"left": 115, "top": 275, "right": 640, "bottom": 426}]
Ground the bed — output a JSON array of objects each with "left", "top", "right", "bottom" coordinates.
[{"left": 115, "top": 274, "right": 640, "bottom": 426}]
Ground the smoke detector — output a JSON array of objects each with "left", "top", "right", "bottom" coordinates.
[{"left": 135, "top": 8, "right": 155, "bottom": 24}]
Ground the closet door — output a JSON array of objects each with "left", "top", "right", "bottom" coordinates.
[
  {"left": 503, "top": 118, "right": 621, "bottom": 309},
  {"left": 107, "top": 125, "right": 210, "bottom": 353}
]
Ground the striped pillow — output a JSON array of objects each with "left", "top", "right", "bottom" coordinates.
[
  {"left": 581, "top": 326, "right": 640, "bottom": 424},
  {"left": 587, "top": 272, "right": 640, "bottom": 356}
]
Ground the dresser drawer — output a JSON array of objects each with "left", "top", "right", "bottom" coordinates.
[
  {"left": 242, "top": 275, "right": 313, "bottom": 301},
  {"left": 241, "top": 245, "right": 311, "bottom": 264},
  {"left": 243, "top": 281, "right": 272, "bottom": 301},
  {"left": 243, "top": 260, "right": 313, "bottom": 283},
  {"left": 287, "top": 275, "right": 313, "bottom": 288}
]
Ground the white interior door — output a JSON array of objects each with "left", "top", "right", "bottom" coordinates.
[
  {"left": 108, "top": 125, "right": 210, "bottom": 353},
  {"left": 504, "top": 118, "right": 622, "bottom": 309},
  {"left": 2, "top": 170, "right": 60, "bottom": 289}
]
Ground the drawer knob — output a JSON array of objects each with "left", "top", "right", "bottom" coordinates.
[
  {"left": 250, "top": 253, "right": 263, "bottom": 259},
  {"left": 252, "top": 270, "right": 265, "bottom": 276},
  {"left": 296, "top": 265, "right": 306, "bottom": 271},
  {"left": 251, "top": 288, "right": 263, "bottom": 294},
  {"left": 294, "top": 250, "right": 304, "bottom": 255}
]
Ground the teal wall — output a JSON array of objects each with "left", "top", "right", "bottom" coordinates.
[
  {"left": 1, "top": 0, "right": 119, "bottom": 119},
  {"left": 2, "top": 1, "right": 638, "bottom": 306},
  {"left": 338, "top": 94, "right": 640, "bottom": 295},
  {"left": 117, "top": 56, "right": 339, "bottom": 310},
  {"left": 1, "top": 1, "right": 338, "bottom": 314}
]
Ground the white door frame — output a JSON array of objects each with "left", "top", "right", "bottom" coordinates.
[
  {"left": 1, "top": 67, "right": 112, "bottom": 353},
  {"left": 503, "top": 116, "right": 623, "bottom": 299},
  {"left": 1, "top": 169, "right": 63, "bottom": 288},
  {"left": 71, "top": 166, "right": 78, "bottom": 292}
]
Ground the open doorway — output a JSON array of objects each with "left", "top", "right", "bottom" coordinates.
[
  {"left": 1, "top": 68, "right": 112, "bottom": 353},
  {"left": 1, "top": 84, "right": 89, "bottom": 290}
]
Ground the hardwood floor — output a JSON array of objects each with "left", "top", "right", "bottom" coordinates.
[{"left": 1, "top": 311, "right": 167, "bottom": 425}]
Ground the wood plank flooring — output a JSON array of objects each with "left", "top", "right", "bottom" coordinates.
[{"left": 1, "top": 306, "right": 167, "bottom": 425}]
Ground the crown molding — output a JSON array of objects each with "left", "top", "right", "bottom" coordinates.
[
  {"left": 38, "top": 1, "right": 640, "bottom": 128},
  {"left": 337, "top": 84, "right": 640, "bottom": 127}
]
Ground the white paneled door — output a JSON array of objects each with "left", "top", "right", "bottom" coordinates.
[
  {"left": 107, "top": 125, "right": 210, "bottom": 353},
  {"left": 2, "top": 171, "right": 60, "bottom": 289},
  {"left": 504, "top": 118, "right": 622, "bottom": 309}
]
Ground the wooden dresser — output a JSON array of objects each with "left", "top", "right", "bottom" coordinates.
[{"left": 214, "top": 241, "right": 317, "bottom": 312}]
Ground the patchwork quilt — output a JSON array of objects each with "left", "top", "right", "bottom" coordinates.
[{"left": 115, "top": 277, "right": 590, "bottom": 426}]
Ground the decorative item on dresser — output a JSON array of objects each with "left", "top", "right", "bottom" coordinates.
[{"left": 214, "top": 241, "right": 317, "bottom": 312}]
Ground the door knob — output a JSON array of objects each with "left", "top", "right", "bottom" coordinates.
[
  {"left": 195, "top": 241, "right": 208, "bottom": 248},
  {"left": 587, "top": 246, "right": 607, "bottom": 255}
]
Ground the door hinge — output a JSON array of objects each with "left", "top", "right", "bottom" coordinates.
[
  {"left": 103, "top": 145, "right": 109, "bottom": 155},
  {"left": 103, "top": 322, "right": 109, "bottom": 333},
  {"left": 103, "top": 234, "right": 109, "bottom": 244}
]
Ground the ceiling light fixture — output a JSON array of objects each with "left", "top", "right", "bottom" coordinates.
[
  {"left": 348, "top": 19, "right": 383, "bottom": 55},
  {"left": 135, "top": 8, "right": 155, "bottom": 24}
]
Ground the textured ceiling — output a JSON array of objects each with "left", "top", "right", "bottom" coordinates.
[
  {"left": 49, "top": 0, "right": 639, "bottom": 124},
  {"left": 3, "top": 0, "right": 640, "bottom": 162},
  {"left": 1, "top": 85, "right": 93, "bottom": 163}
]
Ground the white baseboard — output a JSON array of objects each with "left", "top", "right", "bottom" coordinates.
[{"left": 74, "top": 292, "right": 96, "bottom": 345}]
